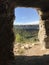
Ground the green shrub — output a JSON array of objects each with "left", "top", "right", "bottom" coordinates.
[{"left": 16, "top": 33, "right": 23, "bottom": 43}]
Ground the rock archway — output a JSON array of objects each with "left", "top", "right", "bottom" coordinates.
[{"left": 0, "top": 0, "right": 49, "bottom": 65}]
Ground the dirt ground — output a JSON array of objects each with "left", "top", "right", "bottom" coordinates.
[
  {"left": 14, "top": 42, "right": 49, "bottom": 56},
  {"left": 24, "top": 44, "right": 49, "bottom": 56}
]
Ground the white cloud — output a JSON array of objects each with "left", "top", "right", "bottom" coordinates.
[
  {"left": 13, "top": 20, "right": 39, "bottom": 25},
  {"left": 23, "top": 21, "right": 39, "bottom": 25}
]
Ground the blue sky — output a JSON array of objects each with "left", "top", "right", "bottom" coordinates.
[{"left": 14, "top": 7, "right": 40, "bottom": 25}]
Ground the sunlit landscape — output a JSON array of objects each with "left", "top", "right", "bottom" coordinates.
[{"left": 13, "top": 7, "right": 49, "bottom": 56}]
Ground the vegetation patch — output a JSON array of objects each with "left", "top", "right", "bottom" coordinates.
[{"left": 14, "top": 26, "right": 39, "bottom": 44}]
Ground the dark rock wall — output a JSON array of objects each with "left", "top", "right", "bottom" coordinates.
[
  {"left": 0, "top": 1, "right": 15, "bottom": 65},
  {"left": 38, "top": 9, "right": 49, "bottom": 49}
]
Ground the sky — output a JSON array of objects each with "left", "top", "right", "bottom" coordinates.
[{"left": 14, "top": 7, "right": 40, "bottom": 25}]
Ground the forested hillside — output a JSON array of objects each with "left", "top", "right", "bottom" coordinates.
[{"left": 13, "top": 25, "right": 39, "bottom": 43}]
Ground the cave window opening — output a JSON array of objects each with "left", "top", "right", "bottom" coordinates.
[{"left": 13, "top": 7, "right": 40, "bottom": 56}]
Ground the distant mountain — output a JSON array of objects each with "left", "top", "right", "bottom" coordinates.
[{"left": 13, "top": 24, "right": 39, "bottom": 30}]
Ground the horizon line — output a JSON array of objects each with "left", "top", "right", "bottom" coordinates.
[{"left": 13, "top": 21, "right": 39, "bottom": 25}]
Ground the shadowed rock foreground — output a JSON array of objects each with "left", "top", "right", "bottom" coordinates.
[{"left": 14, "top": 55, "right": 49, "bottom": 65}]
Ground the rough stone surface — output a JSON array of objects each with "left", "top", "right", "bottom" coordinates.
[
  {"left": 0, "top": 1, "right": 15, "bottom": 65},
  {"left": 0, "top": 0, "right": 49, "bottom": 65},
  {"left": 38, "top": 9, "right": 49, "bottom": 49},
  {"left": 38, "top": 20, "right": 47, "bottom": 50}
]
